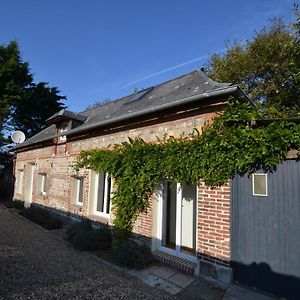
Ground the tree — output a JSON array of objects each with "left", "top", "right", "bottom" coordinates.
[
  {"left": 0, "top": 41, "right": 32, "bottom": 144},
  {"left": 207, "top": 15, "right": 300, "bottom": 117},
  {"left": 10, "top": 82, "right": 65, "bottom": 137},
  {"left": 0, "top": 41, "right": 66, "bottom": 166},
  {"left": 292, "top": 4, "right": 300, "bottom": 39}
]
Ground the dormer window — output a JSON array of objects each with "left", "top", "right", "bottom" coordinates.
[
  {"left": 46, "top": 109, "right": 87, "bottom": 144},
  {"left": 58, "top": 121, "right": 68, "bottom": 142}
]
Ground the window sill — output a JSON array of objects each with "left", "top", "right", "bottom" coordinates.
[
  {"left": 70, "top": 203, "right": 83, "bottom": 213},
  {"left": 94, "top": 211, "right": 110, "bottom": 218},
  {"left": 89, "top": 213, "right": 111, "bottom": 224}
]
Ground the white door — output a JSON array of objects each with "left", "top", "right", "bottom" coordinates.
[
  {"left": 159, "top": 180, "right": 197, "bottom": 262},
  {"left": 24, "top": 163, "right": 35, "bottom": 207}
]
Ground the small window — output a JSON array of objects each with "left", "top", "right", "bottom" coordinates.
[
  {"left": 58, "top": 121, "right": 68, "bottom": 142},
  {"left": 16, "top": 170, "right": 23, "bottom": 194},
  {"left": 94, "top": 173, "right": 111, "bottom": 215},
  {"left": 38, "top": 173, "right": 47, "bottom": 195},
  {"left": 72, "top": 177, "right": 84, "bottom": 205},
  {"left": 252, "top": 174, "right": 268, "bottom": 196}
]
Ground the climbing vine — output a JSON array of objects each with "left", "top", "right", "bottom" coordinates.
[{"left": 75, "top": 100, "right": 300, "bottom": 231}]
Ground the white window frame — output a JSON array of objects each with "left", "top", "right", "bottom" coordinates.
[
  {"left": 72, "top": 176, "right": 84, "bottom": 205},
  {"left": 252, "top": 173, "right": 268, "bottom": 196},
  {"left": 16, "top": 170, "right": 23, "bottom": 194},
  {"left": 58, "top": 121, "right": 68, "bottom": 142},
  {"left": 93, "top": 172, "right": 111, "bottom": 217},
  {"left": 38, "top": 173, "right": 47, "bottom": 195}
]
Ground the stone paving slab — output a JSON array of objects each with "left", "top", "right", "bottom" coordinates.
[
  {"left": 223, "top": 284, "right": 277, "bottom": 300},
  {"left": 129, "top": 264, "right": 196, "bottom": 294},
  {"left": 168, "top": 272, "right": 195, "bottom": 288},
  {"left": 177, "top": 280, "right": 225, "bottom": 300},
  {"left": 151, "top": 266, "right": 178, "bottom": 280}
]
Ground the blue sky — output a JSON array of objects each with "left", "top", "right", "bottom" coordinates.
[{"left": 0, "top": 0, "right": 295, "bottom": 112}]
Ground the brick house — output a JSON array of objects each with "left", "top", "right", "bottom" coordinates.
[{"left": 12, "top": 69, "right": 250, "bottom": 283}]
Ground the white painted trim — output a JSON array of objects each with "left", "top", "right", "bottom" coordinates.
[
  {"left": 176, "top": 183, "right": 182, "bottom": 253},
  {"left": 252, "top": 173, "right": 268, "bottom": 197},
  {"left": 87, "top": 169, "right": 93, "bottom": 214},
  {"left": 16, "top": 170, "right": 23, "bottom": 194},
  {"left": 93, "top": 172, "right": 111, "bottom": 218},
  {"left": 72, "top": 177, "right": 83, "bottom": 206},
  {"left": 157, "top": 183, "right": 163, "bottom": 250},
  {"left": 39, "top": 173, "right": 47, "bottom": 195},
  {"left": 25, "top": 163, "right": 35, "bottom": 205},
  {"left": 28, "top": 165, "right": 34, "bottom": 203}
]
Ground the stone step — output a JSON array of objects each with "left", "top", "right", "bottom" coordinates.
[{"left": 152, "top": 250, "right": 197, "bottom": 275}]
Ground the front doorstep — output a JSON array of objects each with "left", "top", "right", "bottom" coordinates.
[{"left": 152, "top": 250, "right": 197, "bottom": 275}]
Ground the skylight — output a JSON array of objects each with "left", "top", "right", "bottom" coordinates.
[{"left": 126, "top": 87, "right": 153, "bottom": 104}]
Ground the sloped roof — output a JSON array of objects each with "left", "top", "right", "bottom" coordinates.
[
  {"left": 14, "top": 69, "right": 246, "bottom": 150},
  {"left": 46, "top": 109, "right": 87, "bottom": 124}
]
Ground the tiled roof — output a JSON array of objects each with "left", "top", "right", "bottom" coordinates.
[{"left": 14, "top": 69, "right": 242, "bottom": 150}]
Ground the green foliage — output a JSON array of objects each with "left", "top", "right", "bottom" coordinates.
[
  {"left": 293, "top": 4, "right": 300, "bottom": 40},
  {"left": 112, "top": 239, "right": 153, "bottom": 269},
  {"left": 10, "top": 82, "right": 66, "bottom": 138},
  {"left": 75, "top": 100, "right": 300, "bottom": 231},
  {"left": 2, "top": 199, "right": 24, "bottom": 210},
  {"left": 207, "top": 17, "right": 300, "bottom": 117},
  {"left": 66, "top": 219, "right": 112, "bottom": 251},
  {"left": 19, "top": 206, "right": 63, "bottom": 230},
  {"left": 0, "top": 41, "right": 32, "bottom": 142},
  {"left": 66, "top": 218, "right": 93, "bottom": 241},
  {"left": 0, "top": 41, "right": 65, "bottom": 167}
]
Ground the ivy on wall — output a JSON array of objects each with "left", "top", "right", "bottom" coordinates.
[{"left": 75, "top": 99, "right": 300, "bottom": 231}]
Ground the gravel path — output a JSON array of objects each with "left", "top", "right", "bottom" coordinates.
[{"left": 0, "top": 206, "right": 174, "bottom": 299}]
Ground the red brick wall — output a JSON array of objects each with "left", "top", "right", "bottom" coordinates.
[
  {"left": 133, "top": 199, "right": 153, "bottom": 244},
  {"left": 198, "top": 182, "right": 231, "bottom": 263}
]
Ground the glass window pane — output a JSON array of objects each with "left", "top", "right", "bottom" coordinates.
[
  {"left": 106, "top": 176, "right": 111, "bottom": 214},
  {"left": 162, "top": 180, "right": 177, "bottom": 249},
  {"left": 96, "top": 173, "right": 105, "bottom": 212},
  {"left": 253, "top": 174, "right": 267, "bottom": 196},
  {"left": 78, "top": 179, "right": 84, "bottom": 203},
  {"left": 181, "top": 184, "right": 197, "bottom": 254}
]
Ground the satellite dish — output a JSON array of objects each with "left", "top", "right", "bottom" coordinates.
[{"left": 11, "top": 131, "right": 26, "bottom": 144}]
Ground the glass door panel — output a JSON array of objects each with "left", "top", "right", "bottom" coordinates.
[
  {"left": 180, "top": 184, "right": 197, "bottom": 255},
  {"left": 162, "top": 180, "right": 177, "bottom": 249},
  {"left": 96, "top": 172, "right": 105, "bottom": 212}
]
